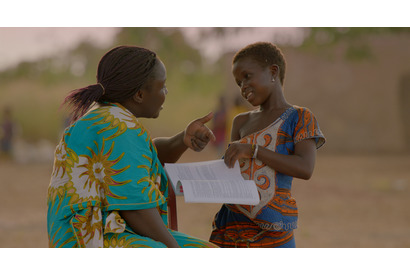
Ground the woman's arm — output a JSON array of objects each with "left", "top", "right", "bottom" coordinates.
[
  {"left": 119, "top": 208, "right": 179, "bottom": 248},
  {"left": 154, "top": 112, "right": 216, "bottom": 164},
  {"left": 154, "top": 131, "right": 188, "bottom": 165}
]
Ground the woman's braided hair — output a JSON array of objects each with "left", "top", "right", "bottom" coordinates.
[{"left": 63, "top": 46, "right": 157, "bottom": 122}]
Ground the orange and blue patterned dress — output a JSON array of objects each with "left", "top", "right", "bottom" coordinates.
[
  {"left": 47, "top": 103, "right": 214, "bottom": 248},
  {"left": 210, "top": 106, "right": 325, "bottom": 247}
]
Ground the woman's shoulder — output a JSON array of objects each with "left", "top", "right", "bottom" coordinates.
[
  {"left": 78, "top": 103, "right": 149, "bottom": 140},
  {"left": 85, "top": 103, "right": 139, "bottom": 125}
]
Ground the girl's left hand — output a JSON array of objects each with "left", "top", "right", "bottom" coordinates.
[
  {"left": 224, "top": 142, "right": 253, "bottom": 168},
  {"left": 184, "top": 112, "right": 216, "bottom": 152}
]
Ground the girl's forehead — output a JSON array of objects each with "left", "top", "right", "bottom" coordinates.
[{"left": 233, "top": 57, "right": 263, "bottom": 73}]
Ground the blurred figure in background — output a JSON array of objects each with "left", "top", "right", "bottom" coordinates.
[
  {"left": 211, "top": 95, "right": 227, "bottom": 157},
  {"left": 0, "top": 106, "right": 16, "bottom": 158}
]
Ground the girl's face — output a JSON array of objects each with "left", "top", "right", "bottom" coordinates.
[
  {"left": 140, "top": 59, "right": 168, "bottom": 118},
  {"left": 232, "top": 57, "right": 273, "bottom": 106}
]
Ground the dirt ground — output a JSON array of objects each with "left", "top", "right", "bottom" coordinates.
[{"left": 1, "top": 147, "right": 409, "bottom": 248}]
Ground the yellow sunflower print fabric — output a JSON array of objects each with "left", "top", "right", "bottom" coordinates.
[{"left": 47, "top": 103, "right": 214, "bottom": 248}]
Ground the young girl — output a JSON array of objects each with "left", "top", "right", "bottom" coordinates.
[{"left": 209, "top": 42, "right": 325, "bottom": 248}]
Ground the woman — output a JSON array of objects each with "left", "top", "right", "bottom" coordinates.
[{"left": 47, "top": 45, "right": 216, "bottom": 248}]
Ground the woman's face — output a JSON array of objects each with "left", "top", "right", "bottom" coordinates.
[
  {"left": 140, "top": 59, "right": 168, "bottom": 118},
  {"left": 232, "top": 57, "right": 273, "bottom": 106}
]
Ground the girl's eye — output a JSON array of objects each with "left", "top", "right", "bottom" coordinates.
[{"left": 236, "top": 73, "right": 251, "bottom": 87}]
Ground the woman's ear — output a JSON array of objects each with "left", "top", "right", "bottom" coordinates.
[{"left": 133, "top": 90, "right": 144, "bottom": 103}]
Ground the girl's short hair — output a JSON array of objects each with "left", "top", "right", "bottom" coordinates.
[{"left": 233, "top": 42, "right": 286, "bottom": 85}]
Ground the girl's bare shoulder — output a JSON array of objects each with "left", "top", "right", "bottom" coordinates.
[{"left": 233, "top": 110, "right": 253, "bottom": 126}]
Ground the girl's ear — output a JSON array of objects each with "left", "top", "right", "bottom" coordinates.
[
  {"left": 270, "top": 64, "right": 279, "bottom": 79},
  {"left": 133, "top": 90, "right": 144, "bottom": 103}
]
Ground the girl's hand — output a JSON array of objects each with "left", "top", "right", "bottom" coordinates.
[
  {"left": 183, "top": 112, "right": 216, "bottom": 152},
  {"left": 224, "top": 142, "right": 253, "bottom": 168}
]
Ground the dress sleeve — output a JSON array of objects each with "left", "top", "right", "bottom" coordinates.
[
  {"left": 293, "top": 107, "right": 326, "bottom": 149},
  {"left": 103, "top": 127, "right": 167, "bottom": 212}
]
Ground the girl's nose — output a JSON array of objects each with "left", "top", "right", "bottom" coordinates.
[{"left": 240, "top": 79, "right": 248, "bottom": 91}]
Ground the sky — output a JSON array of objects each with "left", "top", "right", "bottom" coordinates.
[
  {"left": 0, "top": 27, "right": 120, "bottom": 71},
  {"left": 1, "top": 1, "right": 408, "bottom": 72}
]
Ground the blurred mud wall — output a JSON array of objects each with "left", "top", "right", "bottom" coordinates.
[{"left": 221, "top": 35, "right": 410, "bottom": 154}]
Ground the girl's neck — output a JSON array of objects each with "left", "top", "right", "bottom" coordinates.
[{"left": 259, "top": 88, "right": 291, "bottom": 112}]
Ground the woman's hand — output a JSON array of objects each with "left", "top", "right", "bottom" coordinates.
[
  {"left": 223, "top": 142, "right": 253, "bottom": 168},
  {"left": 183, "top": 112, "right": 216, "bottom": 152}
]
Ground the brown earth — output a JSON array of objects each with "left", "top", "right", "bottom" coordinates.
[{"left": 1, "top": 147, "right": 409, "bottom": 248}]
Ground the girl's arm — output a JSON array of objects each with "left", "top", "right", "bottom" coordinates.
[
  {"left": 224, "top": 138, "right": 317, "bottom": 180},
  {"left": 119, "top": 208, "right": 180, "bottom": 248},
  {"left": 257, "top": 139, "right": 317, "bottom": 180},
  {"left": 154, "top": 112, "right": 215, "bottom": 164},
  {"left": 224, "top": 112, "right": 317, "bottom": 180}
]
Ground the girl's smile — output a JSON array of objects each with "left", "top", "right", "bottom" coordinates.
[{"left": 233, "top": 57, "right": 273, "bottom": 106}]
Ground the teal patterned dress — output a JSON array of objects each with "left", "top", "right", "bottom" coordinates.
[{"left": 47, "top": 103, "right": 215, "bottom": 248}]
